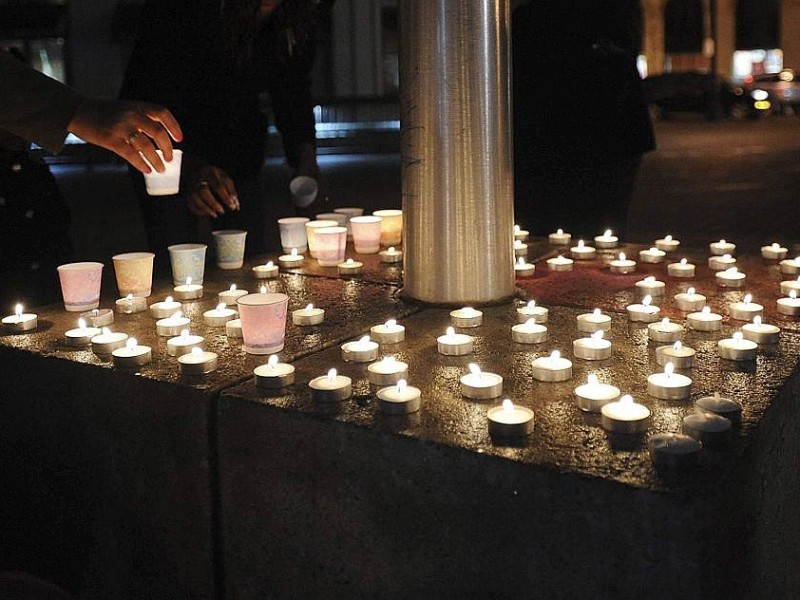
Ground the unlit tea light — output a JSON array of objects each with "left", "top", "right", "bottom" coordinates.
[
  {"left": 779, "top": 276, "right": 800, "bottom": 297},
  {"left": 576, "top": 308, "right": 611, "bottom": 333},
  {"left": 531, "top": 351, "right": 572, "bottom": 382},
  {"left": 683, "top": 411, "right": 732, "bottom": 448},
  {"left": 116, "top": 293, "right": 147, "bottom": 314},
  {"left": 450, "top": 306, "right": 483, "bottom": 328},
  {"left": 254, "top": 355, "right": 296, "bottom": 389},
  {"left": 81, "top": 308, "right": 114, "bottom": 328},
  {"left": 293, "top": 303, "right": 325, "bottom": 326},
  {"left": 647, "top": 362, "right": 692, "bottom": 400},
  {"left": 367, "top": 356, "right": 409, "bottom": 386},
  {"left": 460, "top": 363, "right": 503, "bottom": 399},
  {"left": 112, "top": 337, "right": 152, "bottom": 369},
  {"left": 309, "top": 368, "right": 352, "bottom": 402},
  {"left": 225, "top": 318, "right": 243, "bottom": 338},
  {"left": 2, "top": 303, "right": 37, "bottom": 333},
  {"left": 517, "top": 300, "right": 548, "bottom": 324},
  {"left": 779, "top": 257, "right": 800, "bottom": 275},
  {"left": 437, "top": 327, "right": 474, "bottom": 356},
  {"left": 370, "top": 319, "right": 405, "bottom": 344},
  {"left": 341, "top": 335, "right": 379, "bottom": 363},
  {"left": 574, "top": 373, "right": 620, "bottom": 413},
  {"left": 511, "top": 319, "right": 548, "bottom": 344},
  {"left": 572, "top": 330, "right": 612, "bottom": 360},
  {"left": 487, "top": 399, "right": 534, "bottom": 437},
  {"left": 695, "top": 392, "right": 743, "bottom": 426},
  {"left": 178, "top": 346, "right": 218, "bottom": 376},
  {"left": 601, "top": 395, "right": 650, "bottom": 434},
  {"left": 64, "top": 318, "right": 101, "bottom": 347},
  {"left": 648, "top": 433, "right": 701, "bottom": 470},
  {"left": 718, "top": 331, "right": 757, "bottom": 361},
  {"left": 173, "top": 277, "right": 203, "bottom": 301}
]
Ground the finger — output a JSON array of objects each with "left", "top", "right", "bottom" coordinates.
[
  {"left": 129, "top": 119, "right": 174, "bottom": 164},
  {"left": 218, "top": 178, "right": 240, "bottom": 211},
  {"left": 131, "top": 136, "right": 167, "bottom": 172},
  {"left": 195, "top": 183, "right": 226, "bottom": 217},
  {"left": 142, "top": 103, "right": 183, "bottom": 142},
  {"left": 115, "top": 140, "right": 153, "bottom": 174}
]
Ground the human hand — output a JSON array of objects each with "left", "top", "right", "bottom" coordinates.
[
  {"left": 185, "top": 164, "right": 240, "bottom": 218},
  {"left": 67, "top": 98, "right": 183, "bottom": 174}
]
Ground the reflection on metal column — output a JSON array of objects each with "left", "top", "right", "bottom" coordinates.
[{"left": 399, "top": 0, "right": 515, "bottom": 305}]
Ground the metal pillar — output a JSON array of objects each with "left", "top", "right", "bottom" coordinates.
[{"left": 399, "top": 0, "right": 515, "bottom": 305}]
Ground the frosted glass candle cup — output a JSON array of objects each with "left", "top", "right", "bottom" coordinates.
[{"left": 57, "top": 262, "right": 104, "bottom": 312}]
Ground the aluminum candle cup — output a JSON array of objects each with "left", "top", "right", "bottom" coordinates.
[
  {"left": 531, "top": 351, "right": 572, "bottom": 382},
  {"left": 576, "top": 309, "right": 611, "bottom": 333},
  {"left": 514, "top": 258, "right": 535, "bottom": 277},
  {"left": 674, "top": 288, "right": 706, "bottom": 312},
  {"left": 487, "top": 399, "right": 534, "bottom": 437},
  {"left": 594, "top": 230, "right": 618, "bottom": 249},
  {"left": 370, "top": 319, "right": 405, "bottom": 344},
  {"left": 570, "top": 240, "right": 596, "bottom": 260},
  {"left": 376, "top": 380, "right": 421, "bottom": 415},
  {"left": 683, "top": 412, "right": 732, "bottom": 448},
  {"left": 511, "top": 320, "right": 548, "bottom": 344},
  {"left": 709, "top": 239, "right": 736, "bottom": 256},
  {"left": 647, "top": 363, "right": 692, "bottom": 400},
  {"left": 168, "top": 244, "right": 206, "bottom": 287},
  {"left": 708, "top": 254, "right": 736, "bottom": 271},
  {"left": 379, "top": 247, "right": 403, "bottom": 264},
  {"left": 90, "top": 328, "right": 128, "bottom": 355},
  {"left": 112, "top": 338, "right": 152, "bottom": 369},
  {"left": 218, "top": 285, "right": 248, "bottom": 305},
  {"left": 157, "top": 312, "right": 191, "bottom": 336},
  {"left": 278, "top": 249, "right": 304, "bottom": 269},
  {"left": 459, "top": 364, "right": 503, "bottom": 399},
  {"left": 337, "top": 259, "right": 364, "bottom": 276},
  {"left": 178, "top": 347, "right": 218, "bottom": 376},
  {"left": 626, "top": 296, "right": 660, "bottom": 323},
  {"left": 166, "top": 330, "right": 204, "bottom": 357},
  {"left": 546, "top": 255, "right": 573, "bottom": 272},
  {"left": 648, "top": 433, "right": 702, "bottom": 470},
  {"left": 173, "top": 278, "right": 204, "bottom": 301},
  {"left": 647, "top": 318, "right": 684, "bottom": 343},
  {"left": 636, "top": 276, "right": 666, "bottom": 297},
  {"left": 437, "top": 327, "right": 474, "bottom": 356},
  {"left": 655, "top": 235, "right": 680, "bottom": 253},
  {"left": 715, "top": 268, "right": 746, "bottom": 288},
  {"left": 656, "top": 342, "right": 696, "bottom": 369},
  {"left": 277, "top": 217, "right": 310, "bottom": 254},
  {"left": 80, "top": 308, "right": 114, "bottom": 328},
  {"left": 292, "top": 304, "right": 325, "bottom": 326},
  {"left": 225, "top": 318, "right": 243, "bottom": 338},
  {"left": 639, "top": 247, "right": 666, "bottom": 264},
  {"left": 203, "top": 304, "right": 237, "bottom": 327},
  {"left": 574, "top": 374, "right": 620, "bottom": 413},
  {"left": 742, "top": 317, "right": 780, "bottom": 345},
  {"left": 695, "top": 393, "right": 743, "bottom": 426},
  {"left": 548, "top": 229, "right": 571, "bottom": 245},
  {"left": 572, "top": 331, "right": 612, "bottom": 360},
  {"left": 237, "top": 293, "right": 289, "bottom": 355},
  {"left": 2, "top": 305, "right": 37, "bottom": 333},
  {"left": 252, "top": 261, "right": 279, "bottom": 279},
  {"left": 341, "top": 336, "right": 379, "bottom": 363},
  {"left": 373, "top": 209, "right": 403, "bottom": 246},
  {"left": 667, "top": 259, "right": 695, "bottom": 278},
  {"left": 517, "top": 301, "right": 548, "bottom": 324},
  {"left": 309, "top": 369, "right": 352, "bottom": 402},
  {"left": 64, "top": 320, "right": 101, "bottom": 347},
  {"left": 57, "top": 261, "right": 103, "bottom": 312},
  {"left": 608, "top": 253, "right": 636, "bottom": 274},
  {"left": 150, "top": 296, "right": 183, "bottom": 319},
  {"left": 601, "top": 395, "right": 650, "bottom": 434},
  {"left": 686, "top": 307, "right": 722, "bottom": 332},
  {"left": 367, "top": 357, "right": 409, "bottom": 386},
  {"left": 254, "top": 356, "right": 296, "bottom": 389},
  {"left": 717, "top": 332, "right": 758, "bottom": 361},
  {"left": 116, "top": 294, "right": 148, "bottom": 314},
  {"left": 450, "top": 307, "right": 483, "bottom": 328},
  {"left": 729, "top": 294, "right": 763, "bottom": 321}
]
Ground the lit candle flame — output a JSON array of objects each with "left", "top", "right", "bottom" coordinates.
[
  {"left": 687, "top": 287, "right": 696, "bottom": 295},
  {"left": 664, "top": 235, "right": 673, "bottom": 242},
  {"left": 673, "top": 341, "right": 683, "bottom": 351},
  {"left": 216, "top": 303, "right": 226, "bottom": 312},
  {"left": 604, "top": 229, "right": 613, "bottom": 237},
  {"left": 619, "top": 394, "right": 634, "bottom": 406},
  {"left": 396, "top": 379, "right": 407, "bottom": 394},
  {"left": 725, "top": 267, "right": 738, "bottom": 275},
  {"left": 385, "top": 319, "right": 397, "bottom": 328},
  {"left": 382, "top": 356, "right": 396, "bottom": 366},
  {"left": 644, "top": 276, "right": 655, "bottom": 282},
  {"left": 78, "top": 318, "right": 87, "bottom": 330},
  {"left": 229, "top": 284, "right": 237, "bottom": 292},
  {"left": 719, "top": 239, "right": 727, "bottom": 244},
  {"left": 593, "top": 308, "right": 602, "bottom": 318},
  {"left": 180, "top": 329, "right": 190, "bottom": 339},
  {"left": 468, "top": 363, "right": 482, "bottom": 378},
  {"left": 733, "top": 331, "right": 744, "bottom": 343},
  {"left": 502, "top": 399, "right": 515, "bottom": 412},
  {"left": 291, "top": 248, "right": 298, "bottom": 258},
  {"left": 171, "top": 310, "right": 184, "bottom": 319},
  {"left": 327, "top": 368, "right": 337, "bottom": 382},
  {"left": 591, "top": 330, "right": 604, "bottom": 340},
  {"left": 166, "top": 295, "right": 174, "bottom": 303},
  {"left": 358, "top": 335, "right": 371, "bottom": 346},
  {"left": 266, "top": 261, "right": 274, "bottom": 268},
  {"left": 772, "top": 243, "right": 780, "bottom": 250},
  {"left": 701, "top": 306, "right": 711, "bottom": 316},
  {"left": 680, "top": 258, "right": 688, "bottom": 266},
  {"left": 557, "top": 228, "right": 564, "bottom": 235},
  {"left": 524, "top": 318, "right": 536, "bottom": 329},
  {"left": 660, "top": 317, "right": 670, "bottom": 328},
  {"left": 753, "top": 316, "right": 762, "bottom": 327},
  {"left": 92, "top": 309, "right": 99, "bottom": 316},
  {"left": 126, "top": 338, "right": 137, "bottom": 350},
  {"left": 260, "top": 285, "right": 267, "bottom": 294},
  {"left": 514, "top": 225, "right": 521, "bottom": 233},
  {"left": 649, "top": 247, "right": 659, "bottom": 253},
  {"left": 642, "top": 295, "right": 652, "bottom": 307},
  {"left": 305, "top": 303, "right": 314, "bottom": 311},
  {"left": 268, "top": 355, "right": 279, "bottom": 369},
  {"left": 346, "top": 259, "right": 354, "bottom": 265},
  {"left": 549, "top": 350, "right": 561, "bottom": 362},
  {"left": 527, "top": 300, "right": 536, "bottom": 310},
  {"left": 618, "top": 252, "right": 626, "bottom": 261},
  {"left": 446, "top": 326, "right": 455, "bottom": 339},
  {"left": 516, "top": 257, "right": 525, "bottom": 266},
  {"left": 791, "top": 290, "right": 798, "bottom": 300},
  {"left": 185, "top": 277, "right": 193, "bottom": 286},
  {"left": 587, "top": 373, "right": 599, "bottom": 386},
  {"left": 126, "top": 293, "right": 134, "bottom": 302},
  {"left": 14, "top": 303, "right": 23, "bottom": 318},
  {"left": 191, "top": 346, "right": 203, "bottom": 357},
  {"left": 388, "top": 247, "right": 396, "bottom": 253},
  {"left": 664, "top": 362, "right": 674, "bottom": 377},
  {"left": 577, "top": 240, "right": 585, "bottom": 248},
  {"left": 101, "top": 327, "right": 111, "bottom": 335},
  {"left": 743, "top": 293, "right": 753, "bottom": 304}
]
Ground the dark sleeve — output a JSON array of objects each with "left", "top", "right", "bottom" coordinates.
[{"left": 0, "top": 52, "right": 84, "bottom": 153}]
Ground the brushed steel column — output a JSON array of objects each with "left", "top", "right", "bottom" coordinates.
[{"left": 399, "top": 0, "right": 515, "bottom": 305}]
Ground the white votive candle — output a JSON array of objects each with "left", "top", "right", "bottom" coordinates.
[
  {"left": 648, "top": 433, "right": 701, "bottom": 470},
  {"left": 742, "top": 316, "right": 780, "bottom": 345},
  {"left": 116, "top": 293, "right": 147, "bottom": 314},
  {"left": 370, "top": 319, "right": 406, "bottom": 344},
  {"left": 173, "top": 277, "right": 204, "bottom": 300},
  {"left": 667, "top": 258, "right": 695, "bottom": 278},
  {"left": 252, "top": 261, "right": 279, "bottom": 279},
  {"left": 777, "top": 290, "right": 800, "bottom": 316},
  {"left": 576, "top": 308, "right": 611, "bottom": 333},
  {"left": 570, "top": 239, "right": 596, "bottom": 260},
  {"left": 709, "top": 239, "right": 736, "bottom": 256},
  {"left": 377, "top": 379, "right": 421, "bottom": 415},
  {"left": 178, "top": 346, "right": 218, "bottom": 375},
  {"left": 203, "top": 303, "right": 236, "bottom": 327},
  {"left": 150, "top": 296, "right": 182, "bottom": 319},
  {"left": 437, "top": 327, "right": 474, "bottom": 356},
  {"left": 647, "top": 362, "right": 692, "bottom": 400},
  {"left": 278, "top": 248, "right": 304, "bottom": 269},
  {"left": 594, "top": 229, "right": 619, "bottom": 249},
  {"left": 574, "top": 373, "right": 620, "bottom": 413},
  {"left": 718, "top": 331, "right": 758, "bottom": 361},
  {"left": 511, "top": 319, "right": 548, "bottom": 344},
  {"left": 601, "top": 395, "right": 650, "bottom": 434},
  {"left": 687, "top": 306, "right": 723, "bottom": 332},
  {"left": 514, "top": 256, "right": 536, "bottom": 277},
  {"left": 337, "top": 258, "right": 364, "bottom": 275},
  {"left": 450, "top": 306, "right": 483, "bottom": 328},
  {"left": 531, "top": 350, "right": 572, "bottom": 382},
  {"left": 683, "top": 411, "right": 732, "bottom": 448},
  {"left": 90, "top": 327, "right": 129, "bottom": 355},
  {"left": 80, "top": 308, "right": 114, "bottom": 328},
  {"left": 379, "top": 246, "right": 403, "bottom": 264},
  {"left": 64, "top": 318, "right": 101, "bottom": 347},
  {"left": 517, "top": 300, "right": 548, "bottom": 324},
  {"left": 309, "top": 368, "right": 352, "bottom": 402},
  {"left": 655, "top": 234, "right": 680, "bottom": 252},
  {"left": 341, "top": 335, "right": 379, "bottom": 363},
  {"left": 225, "top": 318, "right": 243, "bottom": 338},
  {"left": 2, "top": 303, "right": 37, "bottom": 333},
  {"left": 779, "top": 276, "right": 800, "bottom": 297},
  {"left": 716, "top": 267, "right": 746, "bottom": 288},
  {"left": 626, "top": 295, "right": 660, "bottom": 323},
  {"left": 635, "top": 276, "right": 666, "bottom": 296},
  {"left": 254, "top": 355, "right": 296, "bottom": 389},
  {"left": 609, "top": 252, "right": 636, "bottom": 274},
  {"left": 166, "top": 329, "right": 204, "bottom": 356},
  {"left": 292, "top": 303, "right": 325, "bottom": 326},
  {"left": 656, "top": 341, "right": 696, "bottom": 369},
  {"left": 708, "top": 253, "right": 736, "bottom": 271},
  {"left": 367, "top": 356, "right": 409, "bottom": 386},
  {"left": 218, "top": 284, "right": 248, "bottom": 305},
  {"left": 674, "top": 287, "right": 706, "bottom": 312},
  {"left": 487, "top": 399, "right": 534, "bottom": 437},
  {"left": 548, "top": 228, "right": 571, "bottom": 245},
  {"left": 460, "top": 363, "right": 503, "bottom": 399},
  {"left": 695, "top": 393, "right": 743, "bottom": 426},
  {"left": 648, "top": 318, "right": 684, "bottom": 343},
  {"left": 546, "top": 255, "right": 574, "bottom": 272},
  {"left": 729, "top": 293, "right": 763, "bottom": 321},
  {"left": 572, "top": 330, "right": 612, "bottom": 360},
  {"left": 112, "top": 337, "right": 152, "bottom": 369}
]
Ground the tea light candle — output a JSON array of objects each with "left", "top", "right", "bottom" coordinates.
[
  {"left": 639, "top": 247, "right": 666, "bottom": 264},
  {"left": 570, "top": 239, "right": 596, "bottom": 260},
  {"left": 514, "top": 224, "right": 529, "bottom": 242},
  {"left": 173, "top": 277, "right": 203, "bottom": 300},
  {"left": 115, "top": 293, "right": 147, "bottom": 314},
  {"left": 548, "top": 228, "right": 571, "bottom": 245},
  {"left": 573, "top": 330, "right": 612, "bottom": 360},
  {"left": 203, "top": 303, "right": 236, "bottom": 327},
  {"left": 178, "top": 346, "right": 218, "bottom": 376},
  {"left": 531, "top": 351, "right": 572, "bottom": 382},
  {"left": 655, "top": 234, "right": 680, "bottom": 252},
  {"left": 718, "top": 331, "right": 757, "bottom": 361},
  {"left": 254, "top": 355, "right": 295, "bottom": 389},
  {"left": 487, "top": 399, "right": 535, "bottom": 437},
  {"left": 648, "top": 433, "right": 702, "bottom": 469},
  {"left": 112, "top": 337, "right": 152, "bottom": 369},
  {"left": 667, "top": 258, "right": 695, "bottom": 278},
  {"left": 546, "top": 255, "right": 574, "bottom": 272},
  {"left": 166, "top": 329, "right": 204, "bottom": 356},
  {"left": 511, "top": 319, "right": 548, "bottom": 344},
  {"left": 626, "top": 295, "right": 660, "bottom": 323},
  {"left": 460, "top": 363, "right": 503, "bottom": 399},
  {"left": 779, "top": 257, "right": 800, "bottom": 275},
  {"left": 517, "top": 300, "right": 548, "bottom": 324},
  {"left": 341, "top": 335, "right": 379, "bottom": 363},
  {"left": 707, "top": 253, "right": 736, "bottom": 271},
  {"left": 576, "top": 308, "right": 611, "bottom": 333},
  {"left": 80, "top": 308, "right": 114, "bottom": 328},
  {"left": 729, "top": 293, "right": 763, "bottom": 321},
  {"left": 90, "top": 327, "right": 128, "bottom": 355},
  {"left": 683, "top": 411, "right": 732, "bottom": 448},
  {"left": 370, "top": 319, "right": 405, "bottom": 344},
  {"left": 513, "top": 240, "right": 528, "bottom": 259},
  {"left": 709, "top": 239, "right": 736, "bottom": 256},
  {"left": 695, "top": 392, "right": 743, "bottom": 426},
  {"left": 656, "top": 341, "right": 696, "bottom": 369},
  {"left": 157, "top": 311, "right": 192, "bottom": 336},
  {"left": 2, "top": 303, "right": 37, "bottom": 333},
  {"left": 292, "top": 303, "right": 325, "bottom": 326},
  {"left": 648, "top": 318, "right": 684, "bottom": 343},
  {"left": 594, "top": 229, "right": 618, "bottom": 249},
  {"left": 218, "top": 284, "right": 248, "bottom": 305},
  {"left": 150, "top": 296, "right": 182, "bottom": 319},
  {"left": 337, "top": 258, "right": 364, "bottom": 275},
  {"left": 309, "top": 368, "right": 352, "bottom": 402},
  {"left": 779, "top": 276, "right": 800, "bottom": 297},
  {"left": 450, "top": 306, "right": 483, "bottom": 328},
  {"left": 777, "top": 290, "right": 800, "bottom": 316},
  {"left": 716, "top": 267, "right": 746, "bottom": 288},
  {"left": 514, "top": 257, "right": 536, "bottom": 277},
  {"left": 635, "top": 276, "right": 665, "bottom": 296},
  {"left": 609, "top": 252, "right": 636, "bottom": 274},
  {"left": 647, "top": 362, "right": 692, "bottom": 400},
  {"left": 574, "top": 373, "right": 620, "bottom": 413},
  {"left": 377, "top": 379, "right": 421, "bottom": 415},
  {"left": 64, "top": 318, "right": 101, "bottom": 347},
  {"left": 437, "top": 327, "right": 474, "bottom": 356},
  {"left": 600, "top": 394, "right": 650, "bottom": 434},
  {"left": 225, "top": 318, "right": 243, "bottom": 338},
  {"left": 686, "top": 306, "right": 722, "bottom": 332},
  {"left": 674, "top": 287, "right": 706, "bottom": 312},
  {"left": 742, "top": 316, "right": 780, "bottom": 345},
  {"left": 379, "top": 246, "right": 403, "bottom": 264},
  {"left": 252, "top": 261, "right": 279, "bottom": 279},
  {"left": 367, "top": 356, "right": 409, "bottom": 386},
  {"left": 762, "top": 243, "right": 788, "bottom": 260},
  {"left": 278, "top": 248, "right": 304, "bottom": 269}
]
